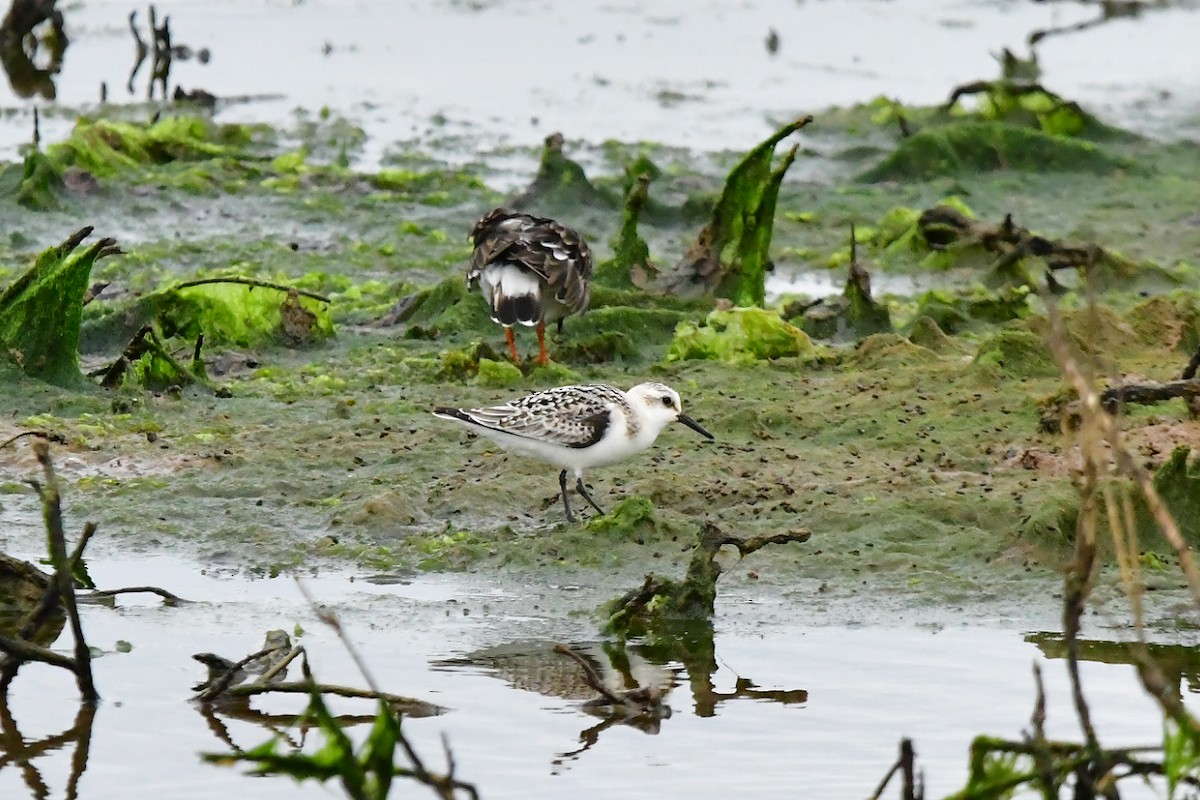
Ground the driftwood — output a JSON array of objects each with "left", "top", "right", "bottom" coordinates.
[
  {"left": 917, "top": 205, "right": 1110, "bottom": 278},
  {"left": 0, "top": 439, "right": 184, "bottom": 697},
  {"left": 0, "top": 441, "right": 96, "bottom": 701}
]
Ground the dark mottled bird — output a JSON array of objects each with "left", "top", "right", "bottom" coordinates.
[{"left": 468, "top": 207, "right": 592, "bottom": 365}]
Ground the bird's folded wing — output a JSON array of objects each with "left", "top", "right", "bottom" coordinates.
[{"left": 465, "top": 387, "right": 616, "bottom": 447}]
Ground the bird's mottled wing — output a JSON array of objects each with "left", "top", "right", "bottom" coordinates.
[
  {"left": 459, "top": 384, "right": 623, "bottom": 448},
  {"left": 468, "top": 209, "right": 592, "bottom": 314}
]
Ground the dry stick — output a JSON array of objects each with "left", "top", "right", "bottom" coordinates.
[
  {"left": 1044, "top": 303, "right": 1107, "bottom": 786},
  {"left": 1045, "top": 305, "right": 1200, "bottom": 607},
  {"left": 0, "top": 522, "right": 98, "bottom": 691},
  {"left": 1099, "top": 379, "right": 1200, "bottom": 413},
  {"left": 215, "top": 680, "right": 437, "bottom": 711},
  {"left": 85, "top": 586, "right": 184, "bottom": 605},
  {"left": 174, "top": 277, "right": 330, "bottom": 304},
  {"left": 0, "top": 633, "right": 77, "bottom": 671},
  {"left": 1028, "top": 664, "right": 1059, "bottom": 797},
  {"left": 899, "top": 738, "right": 918, "bottom": 800},
  {"left": 32, "top": 441, "right": 98, "bottom": 703},
  {"left": 868, "top": 751, "right": 903, "bottom": 800},
  {"left": 1182, "top": 342, "right": 1200, "bottom": 381},
  {"left": 0, "top": 431, "right": 64, "bottom": 451}
]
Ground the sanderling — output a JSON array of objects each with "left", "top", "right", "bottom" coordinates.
[
  {"left": 468, "top": 207, "right": 592, "bottom": 366},
  {"left": 434, "top": 382, "right": 713, "bottom": 522}
]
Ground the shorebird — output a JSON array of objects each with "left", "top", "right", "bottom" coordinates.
[
  {"left": 468, "top": 207, "right": 592, "bottom": 366},
  {"left": 434, "top": 382, "right": 713, "bottom": 522}
]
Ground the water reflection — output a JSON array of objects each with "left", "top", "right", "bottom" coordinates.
[
  {"left": 193, "top": 698, "right": 377, "bottom": 756},
  {"left": 434, "top": 631, "right": 808, "bottom": 768},
  {"left": 0, "top": 697, "right": 94, "bottom": 799},
  {"left": 0, "top": 2, "right": 66, "bottom": 100},
  {"left": 1026, "top": 631, "right": 1200, "bottom": 698},
  {"left": 126, "top": 7, "right": 209, "bottom": 102},
  {"left": 0, "top": 2, "right": 211, "bottom": 105}
]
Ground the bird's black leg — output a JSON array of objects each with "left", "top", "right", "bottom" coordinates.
[
  {"left": 556, "top": 318, "right": 565, "bottom": 335},
  {"left": 559, "top": 469, "right": 576, "bottom": 523},
  {"left": 575, "top": 477, "right": 606, "bottom": 516}
]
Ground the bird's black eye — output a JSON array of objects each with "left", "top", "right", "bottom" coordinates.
[{"left": 661, "top": 395, "right": 673, "bottom": 407}]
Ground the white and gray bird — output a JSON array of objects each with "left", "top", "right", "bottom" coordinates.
[
  {"left": 434, "top": 382, "right": 713, "bottom": 522},
  {"left": 468, "top": 207, "right": 592, "bottom": 366}
]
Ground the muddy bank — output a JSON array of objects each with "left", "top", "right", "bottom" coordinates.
[{"left": 0, "top": 87, "right": 1198, "bottom": 636}]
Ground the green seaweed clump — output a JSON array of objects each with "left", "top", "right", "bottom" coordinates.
[
  {"left": 509, "top": 132, "right": 615, "bottom": 214},
  {"left": 46, "top": 116, "right": 253, "bottom": 177},
  {"left": 1139, "top": 447, "right": 1200, "bottom": 550},
  {"left": 156, "top": 282, "right": 333, "bottom": 348},
  {"left": 0, "top": 148, "right": 64, "bottom": 209},
  {"left": 858, "top": 121, "right": 1127, "bottom": 182},
  {"left": 394, "top": 276, "right": 495, "bottom": 339},
  {"left": 0, "top": 228, "right": 121, "bottom": 386},
  {"left": 666, "top": 116, "right": 812, "bottom": 306},
  {"left": 970, "top": 328, "right": 1057, "bottom": 379},
  {"left": 667, "top": 308, "right": 812, "bottom": 364},
  {"left": 593, "top": 172, "right": 655, "bottom": 290},
  {"left": 474, "top": 357, "right": 522, "bottom": 388},
  {"left": 909, "top": 286, "right": 1030, "bottom": 334}
]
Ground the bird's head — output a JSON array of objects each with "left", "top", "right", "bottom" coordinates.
[{"left": 627, "top": 382, "right": 714, "bottom": 440}]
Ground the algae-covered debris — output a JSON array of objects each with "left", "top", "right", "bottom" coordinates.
[
  {"left": 593, "top": 172, "right": 656, "bottom": 290},
  {"left": 0, "top": 227, "right": 122, "bottom": 386},
  {"left": 1, "top": 148, "right": 63, "bottom": 210},
  {"left": 858, "top": 121, "right": 1128, "bottom": 182},
  {"left": 942, "top": 80, "right": 1132, "bottom": 141},
  {"left": 508, "top": 131, "right": 616, "bottom": 213},
  {"left": 0, "top": 552, "right": 64, "bottom": 646},
  {"left": 97, "top": 325, "right": 198, "bottom": 391},
  {"left": 667, "top": 307, "right": 813, "bottom": 364},
  {"left": 604, "top": 523, "right": 810, "bottom": 639},
  {"left": 45, "top": 116, "right": 256, "bottom": 177},
  {"left": 971, "top": 328, "right": 1058, "bottom": 380},
  {"left": 909, "top": 287, "right": 1030, "bottom": 334},
  {"left": 798, "top": 227, "right": 892, "bottom": 342},
  {"left": 81, "top": 277, "right": 333, "bottom": 353},
  {"left": 1139, "top": 447, "right": 1200, "bottom": 550},
  {"left": 665, "top": 116, "right": 813, "bottom": 306}
]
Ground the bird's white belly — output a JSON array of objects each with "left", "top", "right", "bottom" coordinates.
[{"left": 478, "top": 427, "right": 654, "bottom": 472}]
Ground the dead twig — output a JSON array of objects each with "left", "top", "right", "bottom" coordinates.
[
  {"left": 214, "top": 680, "right": 442, "bottom": 716},
  {"left": 0, "top": 430, "right": 65, "bottom": 451},
  {"left": 31, "top": 440, "right": 98, "bottom": 702},
  {"left": 83, "top": 585, "right": 185, "bottom": 605},
  {"left": 174, "top": 276, "right": 330, "bottom": 304}
]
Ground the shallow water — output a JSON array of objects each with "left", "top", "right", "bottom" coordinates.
[
  {"left": 2, "top": 0, "right": 1199, "bottom": 167},
  {"left": 0, "top": 555, "right": 1195, "bottom": 799}
]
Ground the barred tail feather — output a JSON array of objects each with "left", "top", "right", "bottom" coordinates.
[{"left": 492, "top": 290, "right": 541, "bottom": 326}]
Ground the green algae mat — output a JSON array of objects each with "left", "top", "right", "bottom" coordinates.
[{"left": 1, "top": 101, "right": 1199, "bottom": 607}]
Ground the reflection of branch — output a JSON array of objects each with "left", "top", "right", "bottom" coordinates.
[
  {"left": 0, "top": 694, "right": 96, "bottom": 797},
  {"left": 214, "top": 678, "right": 444, "bottom": 715},
  {"left": 127, "top": 10, "right": 147, "bottom": 93},
  {"left": 1029, "top": 1, "right": 1153, "bottom": 46},
  {"left": 31, "top": 440, "right": 97, "bottom": 702}
]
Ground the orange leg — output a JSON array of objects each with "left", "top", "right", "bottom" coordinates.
[
  {"left": 505, "top": 327, "right": 520, "bottom": 363},
  {"left": 535, "top": 321, "right": 550, "bottom": 366}
]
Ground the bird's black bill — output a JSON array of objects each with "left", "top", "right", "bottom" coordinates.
[{"left": 677, "top": 413, "right": 714, "bottom": 440}]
